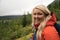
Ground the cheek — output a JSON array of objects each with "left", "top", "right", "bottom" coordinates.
[
  {"left": 39, "top": 15, "right": 44, "bottom": 19},
  {"left": 33, "top": 15, "right": 36, "bottom": 19}
]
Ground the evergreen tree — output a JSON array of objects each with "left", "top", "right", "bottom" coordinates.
[{"left": 22, "top": 13, "right": 27, "bottom": 27}]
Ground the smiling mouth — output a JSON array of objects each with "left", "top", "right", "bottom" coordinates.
[
  {"left": 34, "top": 18, "right": 42, "bottom": 24},
  {"left": 34, "top": 19, "right": 40, "bottom": 22}
]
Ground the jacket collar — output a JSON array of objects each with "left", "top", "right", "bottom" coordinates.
[{"left": 46, "top": 12, "right": 56, "bottom": 26}]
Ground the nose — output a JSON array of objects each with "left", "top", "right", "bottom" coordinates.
[{"left": 35, "top": 15, "right": 38, "bottom": 18}]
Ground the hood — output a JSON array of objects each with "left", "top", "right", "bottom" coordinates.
[{"left": 46, "top": 12, "right": 56, "bottom": 26}]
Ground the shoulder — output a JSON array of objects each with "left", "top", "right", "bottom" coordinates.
[
  {"left": 43, "top": 26, "right": 58, "bottom": 34},
  {"left": 42, "top": 26, "right": 60, "bottom": 40}
]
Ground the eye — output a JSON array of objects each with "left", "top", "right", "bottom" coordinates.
[
  {"left": 38, "top": 13, "right": 42, "bottom": 15},
  {"left": 33, "top": 13, "right": 36, "bottom": 15}
]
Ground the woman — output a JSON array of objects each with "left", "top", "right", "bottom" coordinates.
[{"left": 32, "top": 5, "right": 60, "bottom": 40}]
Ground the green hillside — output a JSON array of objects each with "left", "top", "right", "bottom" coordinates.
[
  {"left": 0, "top": 13, "right": 32, "bottom": 40},
  {"left": 48, "top": 0, "right": 60, "bottom": 21}
]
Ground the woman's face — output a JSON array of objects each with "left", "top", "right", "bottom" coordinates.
[{"left": 33, "top": 8, "right": 45, "bottom": 25}]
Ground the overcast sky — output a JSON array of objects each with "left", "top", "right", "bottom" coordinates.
[{"left": 0, "top": 0, "right": 54, "bottom": 16}]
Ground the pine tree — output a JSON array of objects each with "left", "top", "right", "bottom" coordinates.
[{"left": 22, "top": 13, "right": 27, "bottom": 27}]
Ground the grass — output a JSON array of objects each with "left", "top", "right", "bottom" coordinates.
[
  {"left": 16, "top": 33, "right": 33, "bottom": 40},
  {"left": 15, "top": 25, "right": 33, "bottom": 40}
]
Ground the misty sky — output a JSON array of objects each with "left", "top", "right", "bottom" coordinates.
[{"left": 0, "top": 0, "right": 54, "bottom": 16}]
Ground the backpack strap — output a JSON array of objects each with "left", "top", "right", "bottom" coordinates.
[{"left": 54, "top": 23, "right": 60, "bottom": 36}]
